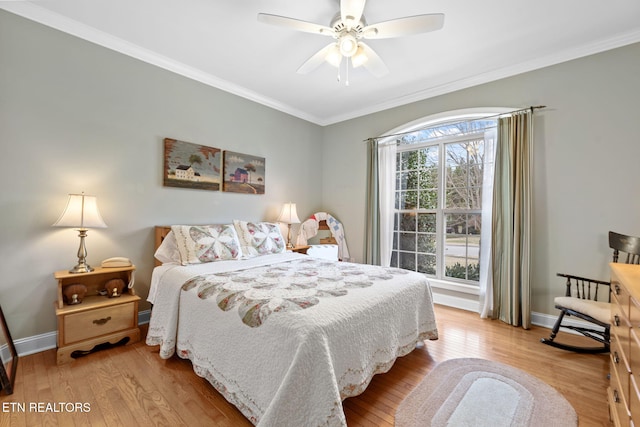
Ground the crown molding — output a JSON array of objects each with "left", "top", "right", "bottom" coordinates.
[
  {"left": 320, "top": 28, "right": 640, "bottom": 125},
  {"left": 3, "top": 2, "right": 640, "bottom": 127},
  {"left": 0, "top": 2, "right": 323, "bottom": 125}
]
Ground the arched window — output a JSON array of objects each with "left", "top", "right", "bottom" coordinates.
[{"left": 378, "top": 108, "right": 512, "bottom": 291}]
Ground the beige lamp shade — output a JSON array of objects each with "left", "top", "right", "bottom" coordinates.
[
  {"left": 53, "top": 193, "right": 107, "bottom": 229},
  {"left": 277, "top": 203, "right": 300, "bottom": 224}
]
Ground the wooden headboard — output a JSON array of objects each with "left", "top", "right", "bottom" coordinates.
[{"left": 154, "top": 226, "right": 172, "bottom": 267}]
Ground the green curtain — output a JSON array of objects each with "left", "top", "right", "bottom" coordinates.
[
  {"left": 364, "top": 138, "right": 380, "bottom": 265},
  {"left": 491, "top": 110, "right": 532, "bottom": 328}
]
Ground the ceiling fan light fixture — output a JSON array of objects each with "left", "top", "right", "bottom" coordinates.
[
  {"left": 325, "top": 45, "right": 343, "bottom": 67},
  {"left": 351, "top": 45, "right": 368, "bottom": 68},
  {"left": 339, "top": 34, "right": 358, "bottom": 57}
]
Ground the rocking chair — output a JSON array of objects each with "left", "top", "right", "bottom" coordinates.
[{"left": 540, "top": 231, "right": 640, "bottom": 353}]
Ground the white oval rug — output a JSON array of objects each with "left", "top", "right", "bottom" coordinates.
[{"left": 395, "top": 358, "right": 577, "bottom": 427}]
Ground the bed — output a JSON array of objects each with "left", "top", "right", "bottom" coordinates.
[{"left": 146, "top": 223, "right": 438, "bottom": 427}]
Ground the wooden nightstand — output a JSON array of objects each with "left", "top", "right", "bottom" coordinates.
[
  {"left": 54, "top": 265, "right": 140, "bottom": 364},
  {"left": 290, "top": 245, "right": 310, "bottom": 254}
]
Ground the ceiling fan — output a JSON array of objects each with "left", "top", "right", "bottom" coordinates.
[{"left": 257, "top": 0, "right": 444, "bottom": 82}]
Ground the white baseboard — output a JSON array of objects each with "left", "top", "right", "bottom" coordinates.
[
  {"left": 433, "top": 295, "right": 601, "bottom": 334},
  {"left": 432, "top": 292, "right": 479, "bottom": 312},
  {"left": 12, "top": 309, "right": 151, "bottom": 357},
  {"left": 530, "top": 310, "right": 605, "bottom": 333}
]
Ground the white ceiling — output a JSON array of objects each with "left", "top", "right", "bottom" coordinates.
[{"left": 4, "top": 1, "right": 640, "bottom": 125}]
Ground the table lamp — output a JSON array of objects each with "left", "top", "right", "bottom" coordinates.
[
  {"left": 277, "top": 202, "right": 300, "bottom": 249},
  {"left": 53, "top": 192, "right": 107, "bottom": 273}
]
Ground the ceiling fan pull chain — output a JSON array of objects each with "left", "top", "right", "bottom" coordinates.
[{"left": 345, "top": 57, "right": 350, "bottom": 86}]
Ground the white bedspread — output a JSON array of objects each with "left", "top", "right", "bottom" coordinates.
[{"left": 146, "top": 253, "right": 438, "bottom": 426}]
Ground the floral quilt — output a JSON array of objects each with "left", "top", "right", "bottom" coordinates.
[
  {"left": 182, "top": 257, "right": 412, "bottom": 328},
  {"left": 147, "top": 252, "right": 438, "bottom": 427}
]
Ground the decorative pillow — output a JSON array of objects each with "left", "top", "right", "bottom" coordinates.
[
  {"left": 154, "top": 230, "right": 181, "bottom": 264},
  {"left": 233, "top": 220, "right": 286, "bottom": 257},
  {"left": 171, "top": 225, "right": 243, "bottom": 265}
]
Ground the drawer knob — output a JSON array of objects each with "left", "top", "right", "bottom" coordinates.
[
  {"left": 614, "top": 314, "right": 620, "bottom": 326},
  {"left": 614, "top": 389, "right": 620, "bottom": 403},
  {"left": 614, "top": 284, "right": 621, "bottom": 295},
  {"left": 614, "top": 351, "right": 620, "bottom": 364},
  {"left": 93, "top": 316, "right": 112, "bottom": 326}
]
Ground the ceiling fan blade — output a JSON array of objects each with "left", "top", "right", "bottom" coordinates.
[
  {"left": 357, "top": 43, "right": 389, "bottom": 78},
  {"left": 297, "top": 43, "right": 339, "bottom": 74},
  {"left": 258, "top": 13, "right": 334, "bottom": 36},
  {"left": 341, "top": 0, "right": 366, "bottom": 29},
  {"left": 362, "top": 14, "right": 444, "bottom": 39}
]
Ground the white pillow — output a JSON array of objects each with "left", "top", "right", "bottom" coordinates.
[
  {"left": 171, "top": 225, "right": 243, "bottom": 265},
  {"left": 233, "top": 220, "right": 286, "bottom": 257},
  {"left": 154, "top": 230, "right": 181, "bottom": 264}
]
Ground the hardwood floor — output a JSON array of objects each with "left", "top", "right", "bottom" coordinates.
[{"left": 0, "top": 304, "right": 611, "bottom": 426}]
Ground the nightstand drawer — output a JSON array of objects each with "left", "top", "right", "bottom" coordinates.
[{"left": 63, "top": 302, "right": 135, "bottom": 345}]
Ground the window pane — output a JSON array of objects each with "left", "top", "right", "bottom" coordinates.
[
  {"left": 399, "top": 191, "right": 418, "bottom": 209},
  {"left": 400, "top": 151, "right": 419, "bottom": 171},
  {"left": 419, "top": 146, "right": 438, "bottom": 167},
  {"left": 399, "top": 252, "right": 416, "bottom": 270},
  {"left": 417, "top": 213, "right": 436, "bottom": 232},
  {"left": 417, "top": 254, "right": 436, "bottom": 275},
  {"left": 417, "top": 234, "right": 435, "bottom": 253},
  {"left": 467, "top": 214, "right": 481, "bottom": 281},
  {"left": 468, "top": 213, "right": 481, "bottom": 235},
  {"left": 399, "top": 171, "right": 408, "bottom": 190},
  {"left": 445, "top": 233, "right": 467, "bottom": 280},
  {"left": 419, "top": 166, "right": 438, "bottom": 188},
  {"left": 399, "top": 213, "right": 416, "bottom": 231},
  {"left": 402, "top": 170, "right": 419, "bottom": 190},
  {"left": 444, "top": 213, "right": 481, "bottom": 281},
  {"left": 399, "top": 233, "right": 416, "bottom": 251},
  {"left": 445, "top": 187, "right": 469, "bottom": 209},
  {"left": 446, "top": 213, "right": 466, "bottom": 234},
  {"left": 419, "top": 189, "right": 438, "bottom": 209},
  {"left": 469, "top": 186, "right": 482, "bottom": 210}
]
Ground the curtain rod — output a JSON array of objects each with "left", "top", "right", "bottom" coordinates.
[{"left": 365, "top": 105, "right": 546, "bottom": 143}]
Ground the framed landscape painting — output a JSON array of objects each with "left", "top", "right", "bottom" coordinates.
[
  {"left": 223, "top": 151, "right": 265, "bottom": 194},
  {"left": 163, "top": 138, "right": 221, "bottom": 191}
]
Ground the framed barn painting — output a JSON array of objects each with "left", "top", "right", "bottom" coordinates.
[
  {"left": 223, "top": 151, "right": 265, "bottom": 194},
  {"left": 163, "top": 138, "right": 221, "bottom": 191}
]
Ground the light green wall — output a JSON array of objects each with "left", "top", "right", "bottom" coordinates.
[
  {"left": 0, "top": 10, "right": 323, "bottom": 339},
  {"left": 322, "top": 42, "right": 640, "bottom": 315}
]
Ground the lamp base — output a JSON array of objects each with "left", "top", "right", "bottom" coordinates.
[
  {"left": 69, "top": 228, "right": 94, "bottom": 273},
  {"left": 69, "top": 262, "right": 94, "bottom": 274},
  {"left": 285, "top": 223, "right": 295, "bottom": 250}
]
